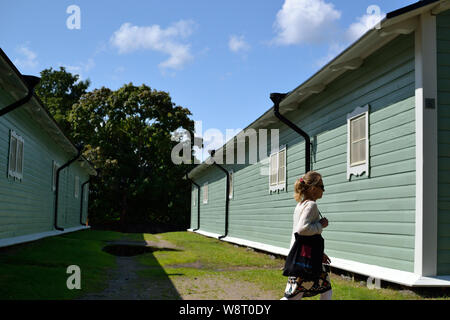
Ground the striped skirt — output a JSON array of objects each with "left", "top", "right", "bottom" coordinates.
[{"left": 283, "top": 265, "right": 332, "bottom": 298}]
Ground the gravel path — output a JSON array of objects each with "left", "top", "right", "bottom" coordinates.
[{"left": 79, "top": 237, "right": 280, "bottom": 300}]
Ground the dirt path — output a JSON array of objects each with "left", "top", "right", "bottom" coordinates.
[
  {"left": 80, "top": 237, "right": 280, "bottom": 300},
  {"left": 81, "top": 256, "right": 147, "bottom": 300}
]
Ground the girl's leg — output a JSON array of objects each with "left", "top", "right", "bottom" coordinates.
[
  {"left": 280, "top": 292, "right": 304, "bottom": 300},
  {"left": 320, "top": 289, "right": 332, "bottom": 300}
]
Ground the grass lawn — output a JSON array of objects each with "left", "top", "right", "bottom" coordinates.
[
  {"left": 0, "top": 230, "right": 128, "bottom": 299},
  {"left": 0, "top": 229, "right": 449, "bottom": 300}
]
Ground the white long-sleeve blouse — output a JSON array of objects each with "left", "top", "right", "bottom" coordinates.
[{"left": 289, "top": 200, "right": 323, "bottom": 250}]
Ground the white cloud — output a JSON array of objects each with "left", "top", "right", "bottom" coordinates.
[
  {"left": 13, "top": 45, "right": 38, "bottom": 71},
  {"left": 110, "top": 20, "right": 196, "bottom": 70},
  {"left": 314, "top": 5, "right": 386, "bottom": 69},
  {"left": 229, "top": 35, "right": 250, "bottom": 53},
  {"left": 346, "top": 5, "right": 386, "bottom": 43},
  {"left": 61, "top": 58, "right": 95, "bottom": 80},
  {"left": 272, "top": 0, "right": 341, "bottom": 46}
]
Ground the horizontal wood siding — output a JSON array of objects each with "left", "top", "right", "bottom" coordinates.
[
  {"left": 437, "top": 9, "right": 450, "bottom": 275},
  {"left": 193, "top": 168, "right": 226, "bottom": 236},
  {"left": 190, "top": 33, "right": 416, "bottom": 272},
  {"left": 0, "top": 99, "right": 90, "bottom": 240}
]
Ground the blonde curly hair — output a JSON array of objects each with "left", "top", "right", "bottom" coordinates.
[{"left": 293, "top": 171, "right": 323, "bottom": 202}]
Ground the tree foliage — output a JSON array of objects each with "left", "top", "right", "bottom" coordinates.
[
  {"left": 34, "top": 67, "right": 90, "bottom": 137},
  {"left": 35, "top": 67, "right": 196, "bottom": 230},
  {"left": 68, "top": 83, "right": 195, "bottom": 228}
]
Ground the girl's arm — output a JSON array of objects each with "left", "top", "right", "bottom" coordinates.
[{"left": 295, "top": 202, "right": 323, "bottom": 236}]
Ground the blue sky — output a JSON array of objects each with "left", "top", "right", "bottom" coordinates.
[{"left": 1, "top": 0, "right": 413, "bottom": 160}]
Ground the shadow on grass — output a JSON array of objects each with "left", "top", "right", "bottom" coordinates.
[
  {"left": 0, "top": 229, "right": 183, "bottom": 300},
  {"left": 94, "top": 232, "right": 183, "bottom": 300}
]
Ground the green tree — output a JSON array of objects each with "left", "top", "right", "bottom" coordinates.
[
  {"left": 35, "top": 67, "right": 90, "bottom": 137},
  {"left": 69, "top": 83, "right": 195, "bottom": 229}
]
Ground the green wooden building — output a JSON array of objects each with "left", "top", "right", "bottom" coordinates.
[
  {"left": 0, "top": 48, "right": 96, "bottom": 248},
  {"left": 187, "top": 0, "right": 450, "bottom": 287}
]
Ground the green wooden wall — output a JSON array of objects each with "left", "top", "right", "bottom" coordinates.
[
  {"left": 190, "top": 167, "right": 226, "bottom": 236},
  {"left": 437, "top": 9, "right": 450, "bottom": 275},
  {"left": 191, "top": 32, "right": 417, "bottom": 273},
  {"left": 0, "top": 92, "right": 90, "bottom": 240}
]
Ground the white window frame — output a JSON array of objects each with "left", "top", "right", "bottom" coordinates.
[
  {"left": 75, "top": 175, "right": 80, "bottom": 198},
  {"left": 269, "top": 145, "right": 287, "bottom": 192},
  {"left": 228, "top": 170, "right": 234, "bottom": 200},
  {"left": 52, "top": 161, "right": 60, "bottom": 191},
  {"left": 8, "top": 130, "right": 24, "bottom": 180},
  {"left": 203, "top": 182, "right": 208, "bottom": 204},
  {"left": 347, "top": 104, "right": 370, "bottom": 180}
]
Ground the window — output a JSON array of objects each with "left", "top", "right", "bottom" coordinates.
[
  {"left": 269, "top": 145, "right": 287, "bottom": 192},
  {"left": 8, "top": 130, "right": 24, "bottom": 180},
  {"left": 347, "top": 105, "right": 370, "bottom": 180},
  {"left": 75, "top": 176, "right": 80, "bottom": 198},
  {"left": 228, "top": 170, "right": 233, "bottom": 200},
  {"left": 203, "top": 182, "right": 208, "bottom": 204},
  {"left": 52, "top": 161, "right": 60, "bottom": 191},
  {"left": 192, "top": 188, "right": 196, "bottom": 207}
]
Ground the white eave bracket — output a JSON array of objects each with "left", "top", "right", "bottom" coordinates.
[
  {"left": 431, "top": 1, "right": 450, "bottom": 15},
  {"left": 379, "top": 17, "right": 419, "bottom": 37},
  {"left": 330, "top": 57, "right": 364, "bottom": 72},
  {"left": 297, "top": 83, "right": 326, "bottom": 96}
]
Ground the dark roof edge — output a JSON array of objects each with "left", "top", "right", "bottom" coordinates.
[{"left": 386, "top": 0, "right": 440, "bottom": 19}]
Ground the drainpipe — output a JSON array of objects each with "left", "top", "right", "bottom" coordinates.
[
  {"left": 0, "top": 75, "right": 40, "bottom": 117},
  {"left": 185, "top": 172, "right": 201, "bottom": 231},
  {"left": 54, "top": 145, "right": 83, "bottom": 231},
  {"left": 271, "top": 93, "right": 312, "bottom": 173},
  {"left": 80, "top": 179, "right": 90, "bottom": 226},
  {"left": 209, "top": 150, "right": 230, "bottom": 240}
]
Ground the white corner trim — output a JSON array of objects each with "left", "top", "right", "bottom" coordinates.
[
  {"left": 0, "top": 226, "right": 90, "bottom": 249},
  {"left": 414, "top": 11, "right": 438, "bottom": 277},
  {"left": 190, "top": 231, "right": 450, "bottom": 287},
  {"left": 347, "top": 104, "right": 370, "bottom": 180}
]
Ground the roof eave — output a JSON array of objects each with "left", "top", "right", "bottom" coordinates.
[
  {"left": 187, "top": 0, "right": 447, "bottom": 179},
  {"left": 0, "top": 48, "right": 97, "bottom": 176}
]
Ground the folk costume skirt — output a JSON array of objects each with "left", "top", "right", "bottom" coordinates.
[{"left": 283, "top": 264, "right": 332, "bottom": 298}]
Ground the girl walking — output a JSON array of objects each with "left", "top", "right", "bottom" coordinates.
[{"left": 281, "top": 171, "right": 333, "bottom": 300}]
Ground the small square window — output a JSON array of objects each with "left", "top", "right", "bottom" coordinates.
[
  {"left": 52, "top": 161, "right": 60, "bottom": 191},
  {"left": 228, "top": 170, "right": 233, "bottom": 200},
  {"left": 269, "top": 145, "right": 287, "bottom": 192},
  {"left": 8, "top": 130, "right": 24, "bottom": 180},
  {"left": 75, "top": 176, "right": 80, "bottom": 198},
  {"left": 347, "top": 105, "right": 370, "bottom": 180},
  {"left": 203, "top": 182, "right": 208, "bottom": 204}
]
